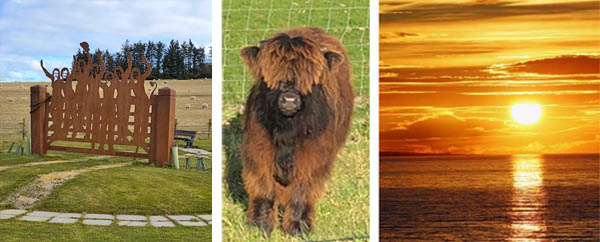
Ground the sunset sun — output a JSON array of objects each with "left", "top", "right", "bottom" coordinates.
[{"left": 511, "top": 103, "right": 542, "bottom": 125}]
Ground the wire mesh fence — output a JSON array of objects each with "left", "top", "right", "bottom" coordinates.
[{"left": 222, "top": 0, "right": 370, "bottom": 105}]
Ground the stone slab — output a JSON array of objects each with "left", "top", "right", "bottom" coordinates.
[
  {"left": 117, "top": 215, "right": 146, "bottom": 221},
  {"left": 196, "top": 215, "right": 211, "bottom": 221},
  {"left": 149, "top": 216, "right": 169, "bottom": 221},
  {"left": 18, "top": 216, "right": 50, "bottom": 222},
  {"left": 85, "top": 214, "right": 114, "bottom": 220},
  {"left": 0, "top": 209, "right": 27, "bottom": 215},
  {"left": 82, "top": 219, "right": 112, "bottom": 226},
  {"left": 49, "top": 217, "right": 78, "bottom": 224},
  {"left": 177, "top": 221, "right": 207, "bottom": 226},
  {"left": 27, "top": 211, "right": 59, "bottom": 218},
  {"left": 151, "top": 221, "right": 176, "bottom": 227},
  {"left": 0, "top": 214, "right": 16, "bottom": 220},
  {"left": 167, "top": 215, "right": 197, "bottom": 221},
  {"left": 55, "top": 213, "right": 82, "bottom": 218},
  {"left": 118, "top": 221, "right": 147, "bottom": 227}
]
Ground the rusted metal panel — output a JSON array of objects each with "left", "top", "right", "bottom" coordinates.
[{"left": 39, "top": 42, "right": 157, "bottom": 158}]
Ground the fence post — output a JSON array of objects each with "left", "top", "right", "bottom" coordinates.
[
  {"left": 152, "top": 87, "right": 176, "bottom": 166},
  {"left": 30, "top": 85, "right": 47, "bottom": 155},
  {"left": 149, "top": 95, "right": 157, "bottom": 164}
]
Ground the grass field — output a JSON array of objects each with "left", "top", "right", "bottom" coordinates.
[
  {"left": 0, "top": 79, "right": 212, "bottom": 241},
  {"left": 38, "top": 163, "right": 212, "bottom": 215},
  {"left": 222, "top": 0, "right": 370, "bottom": 241}
]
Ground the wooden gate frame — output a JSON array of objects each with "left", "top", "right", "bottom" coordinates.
[{"left": 30, "top": 42, "right": 175, "bottom": 165}]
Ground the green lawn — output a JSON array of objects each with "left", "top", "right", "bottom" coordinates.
[
  {"left": 38, "top": 163, "right": 211, "bottom": 215},
  {"left": 222, "top": 0, "right": 369, "bottom": 241},
  {"left": 0, "top": 220, "right": 210, "bottom": 242},
  {"left": 0, "top": 158, "right": 130, "bottom": 205},
  {"left": 0, "top": 142, "right": 89, "bottom": 166},
  {"left": 0, "top": 140, "right": 212, "bottom": 241},
  {"left": 176, "top": 136, "right": 212, "bottom": 152}
]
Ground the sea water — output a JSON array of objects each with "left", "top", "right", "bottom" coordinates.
[{"left": 380, "top": 154, "right": 599, "bottom": 241}]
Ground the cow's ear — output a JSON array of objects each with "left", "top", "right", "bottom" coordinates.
[
  {"left": 241, "top": 46, "right": 260, "bottom": 69},
  {"left": 324, "top": 51, "right": 342, "bottom": 69}
]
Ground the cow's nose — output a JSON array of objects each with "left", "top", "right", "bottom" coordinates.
[{"left": 279, "top": 93, "right": 299, "bottom": 107}]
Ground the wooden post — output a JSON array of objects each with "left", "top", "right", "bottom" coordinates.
[
  {"left": 152, "top": 87, "right": 176, "bottom": 165},
  {"left": 30, "top": 85, "right": 47, "bottom": 155},
  {"left": 149, "top": 95, "right": 157, "bottom": 164}
]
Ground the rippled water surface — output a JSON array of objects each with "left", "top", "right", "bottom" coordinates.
[{"left": 380, "top": 154, "right": 599, "bottom": 241}]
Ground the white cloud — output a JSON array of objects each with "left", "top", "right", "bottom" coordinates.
[
  {"left": 0, "top": 0, "right": 212, "bottom": 82},
  {"left": 8, "top": 71, "right": 23, "bottom": 79}
]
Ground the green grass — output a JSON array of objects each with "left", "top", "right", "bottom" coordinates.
[
  {"left": 174, "top": 133, "right": 212, "bottom": 152},
  {"left": 0, "top": 154, "right": 212, "bottom": 241},
  {"left": 38, "top": 163, "right": 211, "bottom": 215},
  {"left": 222, "top": 0, "right": 370, "bottom": 104},
  {"left": 0, "top": 220, "right": 210, "bottom": 242},
  {"left": 0, "top": 158, "right": 130, "bottom": 206},
  {"left": 0, "top": 142, "right": 90, "bottom": 166}
]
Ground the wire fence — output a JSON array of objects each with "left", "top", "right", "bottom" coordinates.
[
  {"left": 222, "top": 0, "right": 370, "bottom": 105},
  {"left": 0, "top": 121, "right": 28, "bottom": 143}
]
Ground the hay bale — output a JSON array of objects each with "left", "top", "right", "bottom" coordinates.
[
  {"left": 185, "top": 103, "right": 191, "bottom": 110},
  {"left": 7, "top": 97, "right": 15, "bottom": 103},
  {"left": 201, "top": 103, "right": 208, "bottom": 109},
  {"left": 190, "top": 96, "right": 196, "bottom": 100}
]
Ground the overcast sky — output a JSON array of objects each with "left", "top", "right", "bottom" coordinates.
[{"left": 0, "top": 0, "right": 212, "bottom": 82}]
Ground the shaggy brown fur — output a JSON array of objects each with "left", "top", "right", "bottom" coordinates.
[{"left": 240, "top": 27, "right": 354, "bottom": 236}]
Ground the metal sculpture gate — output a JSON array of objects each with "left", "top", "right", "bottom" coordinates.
[{"left": 30, "top": 42, "right": 175, "bottom": 165}]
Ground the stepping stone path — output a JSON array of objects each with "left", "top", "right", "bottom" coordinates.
[
  {"left": 150, "top": 215, "right": 175, "bottom": 227},
  {"left": 168, "top": 215, "right": 208, "bottom": 226},
  {"left": 0, "top": 209, "right": 27, "bottom": 219},
  {"left": 0, "top": 210, "right": 211, "bottom": 228},
  {"left": 83, "top": 213, "right": 114, "bottom": 226}
]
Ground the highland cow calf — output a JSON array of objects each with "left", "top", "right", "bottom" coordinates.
[{"left": 240, "top": 27, "right": 354, "bottom": 236}]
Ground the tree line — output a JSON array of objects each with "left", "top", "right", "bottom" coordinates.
[{"left": 74, "top": 39, "right": 212, "bottom": 80}]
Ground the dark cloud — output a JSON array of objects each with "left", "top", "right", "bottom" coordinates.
[
  {"left": 379, "top": 65, "right": 492, "bottom": 80},
  {"left": 381, "top": 1, "right": 599, "bottom": 23},
  {"left": 380, "top": 115, "right": 505, "bottom": 140},
  {"left": 500, "top": 55, "right": 600, "bottom": 75},
  {"left": 380, "top": 32, "right": 418, "bottom": 41},
  {"left": 380, "top": 40, "right": 506, "bottom": 57}
]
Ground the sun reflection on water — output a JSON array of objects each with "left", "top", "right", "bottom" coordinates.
[{"left": 509, "top": 154, "right": 547, "bottom": 241}]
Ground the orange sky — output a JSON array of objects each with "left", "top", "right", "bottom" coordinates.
[{"left": 380, "top": 0, "right": 600, "bottom": 154}]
